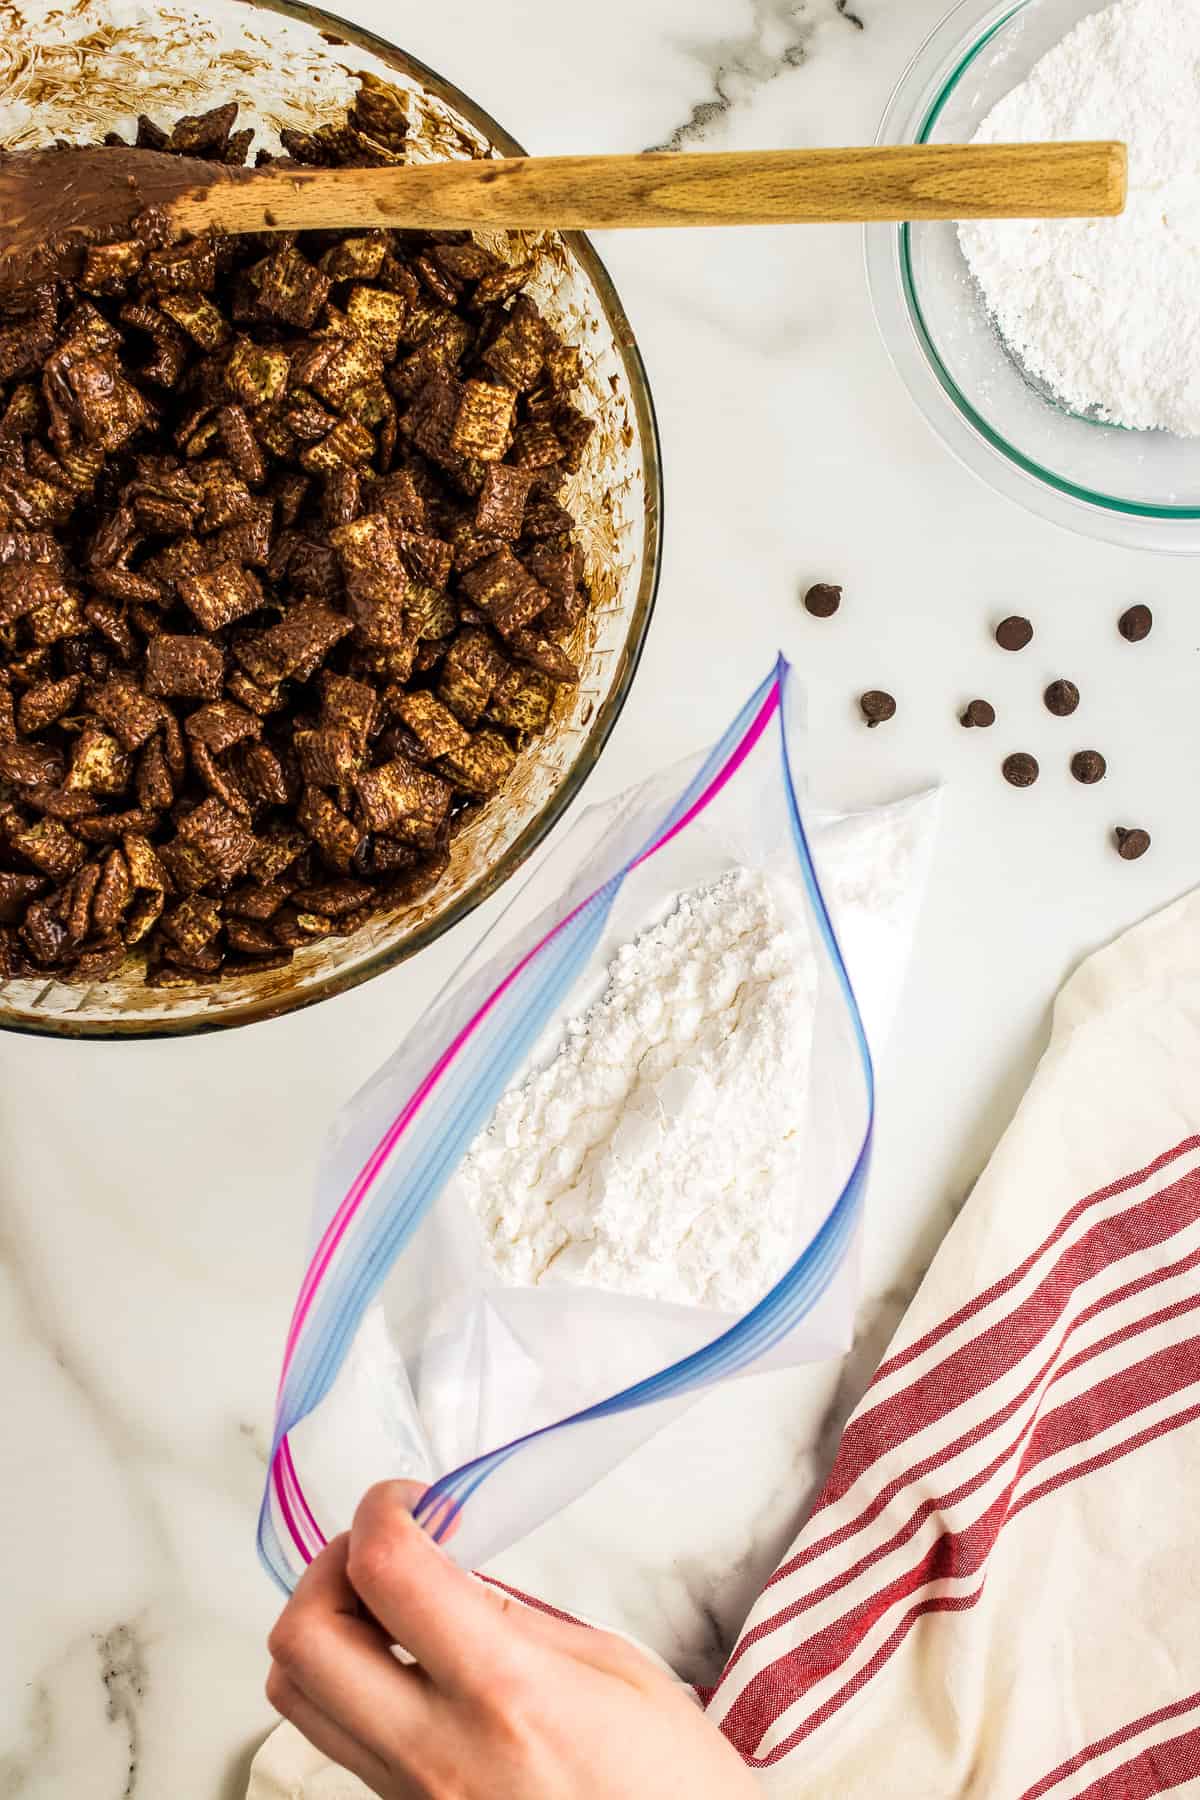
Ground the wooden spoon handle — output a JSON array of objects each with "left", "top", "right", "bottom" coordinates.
[{"left": 176, "top": 141, "right": 1126, "bottom": 235}]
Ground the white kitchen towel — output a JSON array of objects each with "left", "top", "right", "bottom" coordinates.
[
  {"left": 248, "top": 1724, "right": 367, "bottom": 1800},
  {"left": 708, "top": 885, "right": 1200, "bottom": 1795},
  {"left": 252, "top": 888, "right": 1200, "bottom": 1797}
]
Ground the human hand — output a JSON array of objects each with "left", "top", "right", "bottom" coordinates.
[{"left": 266, "top": 1480, "right": 758, "bottom": 1799}]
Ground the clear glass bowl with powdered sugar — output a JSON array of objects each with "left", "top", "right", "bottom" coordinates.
[
  {"left": 0, "top": 0, "right": 661, "bottom": 1036},
  {"left": 865, "top": 0, "right": 1200, "bottom": 553}
]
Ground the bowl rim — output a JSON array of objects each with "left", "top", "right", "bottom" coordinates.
[
  {"left": 864, "top": 0, "right": 1200, "bottom": 553},
  {"left": 0, "top": 0, "right": 664, "bottom": 1040}
]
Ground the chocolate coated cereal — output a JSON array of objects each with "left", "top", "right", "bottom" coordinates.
[{"left": 0, "top": 89, "right": 596, "bottom": 987}]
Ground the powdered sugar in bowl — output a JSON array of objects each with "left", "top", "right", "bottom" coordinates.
[{"left": 866, "top": 0, "right": 1200, "bottom": 554}]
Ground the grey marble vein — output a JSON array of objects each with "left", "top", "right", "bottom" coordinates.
[
  {"left": 647, "top": 0, "right": 868, "bottom": 152},
  {"left": 97, "top": 1624, "right": 147, "bottom": 1800},
  {"left": 0, "top": 1624, "right": 147, "bottom": 1800},
  {"left": 238, "top": 1419, "right": 271, "bottom": 1467}
]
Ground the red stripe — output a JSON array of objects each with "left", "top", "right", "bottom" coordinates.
[
  {"left": 812, "top": 1162, "right": 1200, "bottom": 1517},
  {"left": 476, "top": 1574, "right": 588, "bottom": 1627},
  {"left": 1074, "top": 1723, "right": 1200, "bottom": 1799},
  {"left": 1009, "top": 1395, "right": 1200, "bottom": 1525},
  {"left": 869, "top": 1139, "right": 1199, "bottom": 1389},
  {"left": 1021, "top": 1692, "right": 1200, "bottom": 1799},
  {"left": 1021, "top": 1337, "right": 1200, "bottom": 1473},
  {"left": 719, "top": 1337, "right": 1200, "bottom": 1757},
  {"left": 720, "top": 1288, "right": 1200, "bottom": 1683},
  {"left": 1052, "top": 1282, "right": 1200, "bottom": 1390},
  {"left": 737, "top": 1397, "right": 1200, "bottom": 1766},
  {"left": 763, "top": 1239, "right": 1200, "bottom": 1602}
]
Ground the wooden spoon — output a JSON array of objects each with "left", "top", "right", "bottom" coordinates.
[{"left": 0, "top": 140, "right": 1126, "bottom": 292}]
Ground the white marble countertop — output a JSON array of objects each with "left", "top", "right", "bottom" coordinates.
[{"left": 6, "top": 0, "right": 1200, "bottom": 1793}]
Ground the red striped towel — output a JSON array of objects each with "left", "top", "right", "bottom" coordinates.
[
  {"left": 251, "top": 892, "right": 1200, "bottom": 1797},
  {"left": 706, "top": 889, "right": 1200, "bottom": 1795}
]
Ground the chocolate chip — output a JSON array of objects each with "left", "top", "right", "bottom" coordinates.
[
  {"left": 995, "top": 615, "right": 1033, "bottom": 652},
  {"left": 1002, "top": 752, "right": 1039, "bottom": 788},
  {"left": 1118, "top": 605, "right": 1152, "bottom": 643},
  {"left": 1071, "top": 750, "right": 1107, "bottom": 785},
  {"left": 804, "top": 582, "right": 841, "bottom": 619},
  {"left": 960, "top": 698, "right": 995, "bottom": 728},
  {"left": 1044, "top": 679, "right": 1080, "bottom": 717},
  {"left": 859, "top": 690, "right": 896, "bottom": 728},
  {"left": 1115, "top": 826, "right": 1151, "bottom": 860}
]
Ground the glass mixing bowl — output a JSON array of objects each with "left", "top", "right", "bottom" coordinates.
[
  {"left": 865, "top": 0, "right": 1200, "bottom": 553},
  {"left": 0, "top": 0, "right": 661, "bottom": 1036}
]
